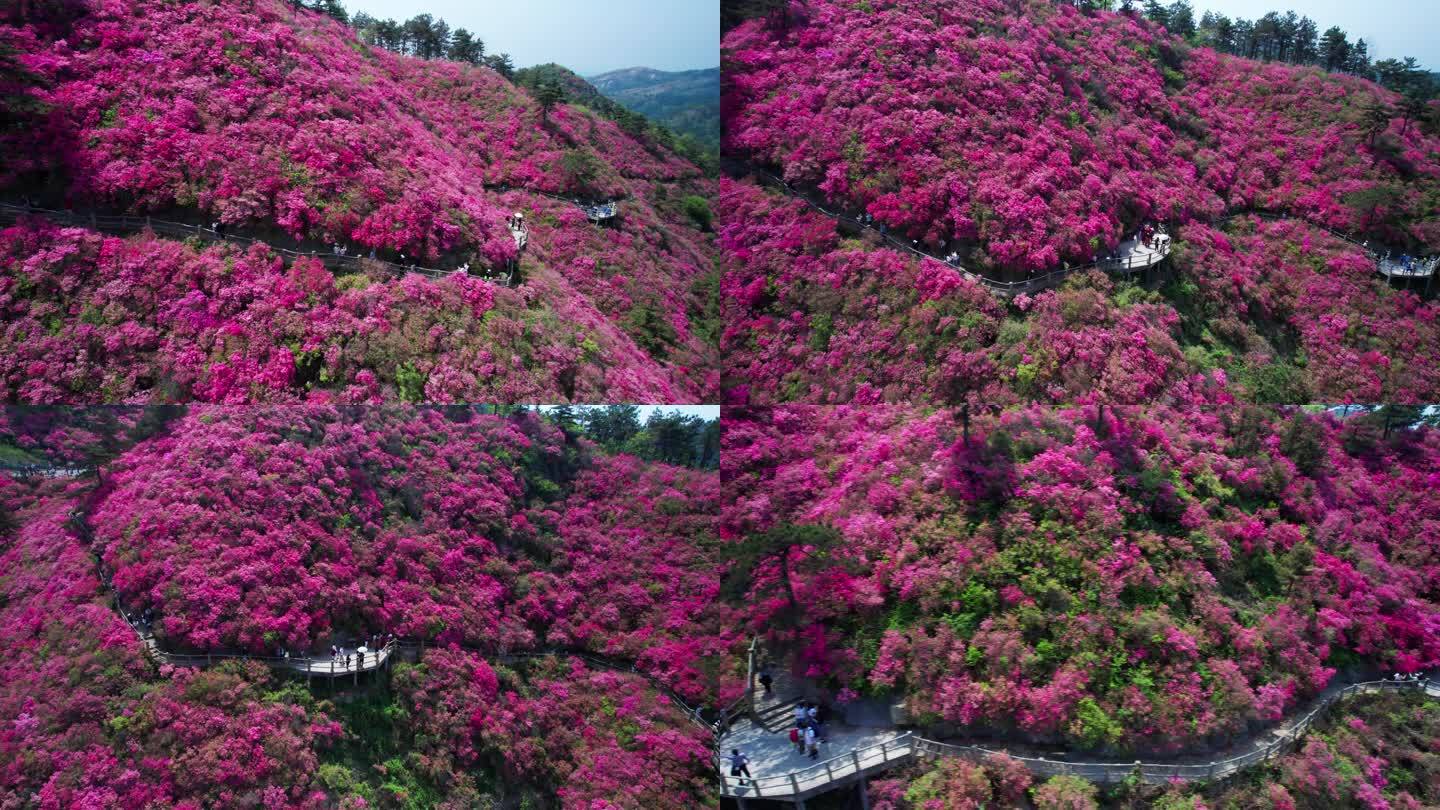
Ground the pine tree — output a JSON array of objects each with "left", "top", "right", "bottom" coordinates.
[
  {"left": 723, "top": 523, "right": 841, "bottom": 619},
  {"left": 1166, "top": 1, "right": 1195, "bottom": 40},
  {"left": 534, "top": 79, "right": 564, "bottom": 125},
  {"left": 485, "top": 53, "right": 516, "bottom": 80},
  {"left": 1142, "top": 0, "right": 1168, "bottom": 28},
  {"left": 447, "top": 28, "right": 483, "bottom": 64},
  {"left": 1320, "top": 26, "right": 1350, "bottom": 71}
]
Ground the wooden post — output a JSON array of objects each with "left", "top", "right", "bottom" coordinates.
[
  {"left": 858, "top": 774, "right": 870, "bottom": 810},
  {"left": 789, "top": 774, "right": 800, "bottom": 795}
]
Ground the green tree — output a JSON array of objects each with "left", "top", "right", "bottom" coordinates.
[
  {"left": 681, "top": 195, "right": 712, "bottom": 230},
  {"left": 559, "top": 149, "right": 602, "bottom": 196},
  {"left": 1165, "top": 1, "right": 1195, "bottom": 40},
  {"left": 484, "top": 52, "right": 515, "bottom": 80},
  {"left": 724, "top": 523, "right": 842, "bottom": 617},
  {"left": 1142, "top": 0, "right": 1169, "bottom": 29},
  {"left": 447, "top": 28, "right": 483, "bottom": 64},
  {"left": 580, "top": 405, "right": 642, "bottom": 451},
  {"left": 1400, "top": 93, "right": 1430, "bottom": 137},
  {"left": 534, "top": 79, "right": 564, "bottom": 125},
  {"left": 1361, "top": 100, "right": 1393, "bottom": 147},
  {"left": 545, "top": 405, "right": 580, "bottom": 435},
  {"left": 1320, "top": 26, "right": 1350, "bottom": 71},
  {"left": 1347, "top": 37, "right": 1370, "bottom": 74}
]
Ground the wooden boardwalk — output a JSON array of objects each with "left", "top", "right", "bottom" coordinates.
[
  {"left": 720, "top": 675, "right": 1440, "bottom": 805},
  {"left": 729, "top": 161, "right": 1436, "bottom": 298}
]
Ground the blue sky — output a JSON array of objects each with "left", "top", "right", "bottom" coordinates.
[
  {"left": 344, "top": 0, "right": 718, "bottom": 75},
  {"left": 1194, "top": 0, "right": 1438, "bottom": 68}
]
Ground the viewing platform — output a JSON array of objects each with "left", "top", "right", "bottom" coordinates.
[{"left": 720, "top": 658, "right": 1440, "bottom": 807}]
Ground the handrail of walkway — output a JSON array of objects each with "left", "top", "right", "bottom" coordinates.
[
  {"left": 720, "top": 732, "right": 918, "bottom": 799},
  {"left": 915, "top": 677, "right": 1439, "bottom": 784},
  {"left": 714, "top": 637, "right": 759, "bottom": 733},
  {"left": 0, "top": 201, "right": 518, "bottom": 287},
  {"left": 720, "top": 676, "right": 1440, "bottom": 798},
  {"left": 111, "top": 592, "right": 720, "bottom": 731},
  {"left": 0, "top": 462, "right": 97, "bottom": 478}
]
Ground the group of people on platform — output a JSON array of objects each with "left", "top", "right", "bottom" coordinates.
[
  {"left": 1382, "top": 252, "right": 1438, "bottom": 277},
  {"left": 789, "top": 700, "right": 830, "bottom": 759},
  {"left": 126, "top": 607, "right": 156, "bottom": 635},
  {"left": 328, "top": 633, "right": 396, "bottom": 671},
  {"left": 1140, "top": 222, "right": 1170, "bottom": 252}
]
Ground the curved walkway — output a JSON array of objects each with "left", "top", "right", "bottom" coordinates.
[
  {"left": 728, "top": 161, "right": 1436, "bottom": 298},
  {"left": 0, "top": 462, "right": 95, "bottom": 479},
  {"left": 720, "top": 672, "right": 1440, "bottom": 803},
  {"left": 483, "top": 184, "right": 622, "bottom": 222},
  {"left": 727, "top": 161, "right": 1171, "bottom": 298},
  {"left": 0, "top": 201, "right": 516, "bottom": 285},
  {"left": 45, "top": 489, "right": 719, "bottom": 734}
]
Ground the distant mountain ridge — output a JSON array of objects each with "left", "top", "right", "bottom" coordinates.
[{"left": 588, "top": 67, "right": 719, "bottom": 153}]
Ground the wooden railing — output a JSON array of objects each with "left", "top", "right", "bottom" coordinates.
[
  {"left": 720, "top": 676, "right": 1440, "bottom": 799},
  {"left": 720, "top": 732, "right": 919, "bottom": 799},
  {"left": 0, "top": 463, "right": 97, "bottom": 479},
  {"left": 0, "top": 202, "right": 516, "bottom": 286},
  {"left": 483, "top": 184, "right": 622, "bottom": 221}
]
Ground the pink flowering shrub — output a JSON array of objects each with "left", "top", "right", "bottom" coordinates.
[
  {"left": 395, "top": 648, "right": 715, "bottom": 808},
  {"left": 0, "top": 478, "right": 341, "bottom": 808},
  {"left": 1, "top": 0, "right": 719, "bottom": 402},
  {"left": 0, "top": 219, "right": 709, "bottom": 402},
  {"left": 719, "top": 178, "right": 1237, "bottom": 405},
  {"left": 722, "top": 403, "right": 1440, "bottom": 752},
  {"left": 87, "top": 406, "right": 736, "bottom": 703},
  {"left": 719, "top": 174, "right": 1440, "bottom": 404},
  {"left": 724, "top": 0, "right": 1439, "bottom": 273},
  {"left": 1169, "top": 216, "right": 1440, "bottom": 402}
]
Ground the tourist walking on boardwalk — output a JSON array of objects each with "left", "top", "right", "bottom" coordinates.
[
  {"left": 789, "top": 726, "right": 802, "bottom": 753},
  {"left": 727, "top": 749, "right": 752, "bottom": 786},
  {"left": 804, "top": 725, "right": 818, "bottom": 759},
  {"left": 759, "top": 667, "right": 773, "bottom": 696},
  {"left": 794, "top": 702, "right": 808, "bottom": 728}
]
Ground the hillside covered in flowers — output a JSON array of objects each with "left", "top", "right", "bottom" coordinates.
[
  {"left": 720, "top": 0, "right": 1440, "bottom": 404},
  {"left": 0, "top": 0, "right": 719, "bottom": 402},
  {"left": 0, "top": 406, "right": 735, "bottom": 807},
  {"left": 864, "top": 689, "right": 1440, "bottom": 809},
  {"left": 721, "top": 403, "right": 1440, "bottom": 754}
]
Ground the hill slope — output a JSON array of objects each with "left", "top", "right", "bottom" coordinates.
[
  {"left": 720, "top": 0, "right": 1440, "bottom": 404},
  {"left": 0, "top": 0, "right": 718, "bottom": 403},
  {"left": 724, "top": 0, "right": 1439, "bottom": 270},
  {"left": 0, "top": 407, "right": 736, "bottom": 807},
  {"left": 590, "top": 66, "right": 720, "bottom": 151},
  {"left": 722, "top": 403, "right": 1440, "bottom": 753}
]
